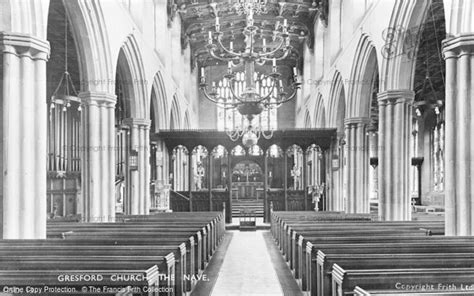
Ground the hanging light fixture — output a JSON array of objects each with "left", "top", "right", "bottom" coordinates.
[
  {"left": 200, "top": 0, "right": 300, "bottom": 147},
  {"left": 50, "top": 10, "right": 81, "bottom": 113}
]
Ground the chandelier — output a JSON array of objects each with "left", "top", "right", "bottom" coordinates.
[
  {"left": 50, "top": 9, "right": 81, "bottom": 113},
  {"left": 199, "top": 0, "right": 301, "bottom": 147}
]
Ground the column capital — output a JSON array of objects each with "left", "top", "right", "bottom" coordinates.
[
  {"left": 79, "top": 91, "right": 116, "bottom": 107},
  {"left": 0, "top": 32, "right": 50, "bottom": 61},
  {"left": 122, "top": 118, "right": 151, "bottom": 128},
  {"left": 377, "top": 90, "right": 414, "bottom": 104},
  {"left": 442, "top": 34, "right": 474, "bottom": 59},
  {"left": 344, "top": 117, "right": 370, "bottom": 126}
]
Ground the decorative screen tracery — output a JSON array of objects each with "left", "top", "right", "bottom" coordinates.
[
  {"left": 172, "top": 145, "right": 189, "bottom": 191},
  {"left": 216, "top": 71, "right": 277, "bottom": 131},
  {"left": 191, "top": 146, "right": 208, "bottom": 191}
]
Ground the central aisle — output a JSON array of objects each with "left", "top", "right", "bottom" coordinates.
[{"left": 210, "top": 231, "right": 284, "bottom": 296}]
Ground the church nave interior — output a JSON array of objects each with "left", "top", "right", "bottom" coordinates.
[{"left": 0, "top": 0, "right": 473, "bottom": 295}]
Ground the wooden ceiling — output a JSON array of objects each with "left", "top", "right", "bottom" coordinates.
[{"left": 168, "top": 0, "right": 328, "bottom": 68}]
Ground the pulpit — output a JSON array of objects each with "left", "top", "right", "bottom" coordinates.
[{"left": 151, "top": 181, "right": 171, "bottom": 212}]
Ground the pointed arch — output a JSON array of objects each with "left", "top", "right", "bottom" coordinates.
[
  {"left": 347, "top": 34, "right": 379, "bottom": 118},
  {"left": 314, "top": 93, "right": 327, "bottom": 128},
  {"left": 184, "top": 110, "right": 191, "bottom": 129},
  {"left": 151, "top": 71, "right": 169, "bottom": 130},
  {"left": 117, "top": 34, "right": 148, "bottom": 119},
  {"left": 63, "top": 0, "right": 114, "bottom": 93},
  {"left": 170, "top": 95, "right": 182, "bottom": 129},
  {"left": 0, "top": 0, "right": 49, "bottom": 39},
  {"left": 380, "top": 0, "right": 431, "bottom": 91},
  {"left": 327, "top": 71, "right": 346, "bottom": 132},
  {"left": 304, "top": 109, "right": 312, "bottom": 128}
]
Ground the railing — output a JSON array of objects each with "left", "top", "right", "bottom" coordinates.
[{"left": 170, "top": 190, "right": 190, "bottom": 201}]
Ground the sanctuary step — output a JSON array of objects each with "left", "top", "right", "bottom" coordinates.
[{"left": 232, "top": 199, "right": 264, "bottom": 218}]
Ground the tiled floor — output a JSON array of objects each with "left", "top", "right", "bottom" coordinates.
[{"left": 210, "top": 231, "right": 284, "bottom": 296}]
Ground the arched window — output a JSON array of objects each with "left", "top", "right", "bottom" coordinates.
[{"left": 216, "top": 71, "right": 278, "bottom": 131}]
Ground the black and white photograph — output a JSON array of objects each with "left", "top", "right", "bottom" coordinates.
[{"left": 0, "top": 0, "right": 472, "bottom": 295}]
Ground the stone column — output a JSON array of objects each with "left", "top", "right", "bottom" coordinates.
[
  {"left": 143, "top": 125, "right": 151, "bottom": 214},
  {"left": 123, "top": 118, "right": 151, "bottom": 215},
  {"left": 377, "top": 90, "right": 414, "bottom": 221},
  {"left": 79, "top": 91, "right": 116, "bottom": 223},
  {"left": 0, "top": 33, "right": 49, "bottom": 239},
  {"left": 443, "top": 35, "right": 474, "bottom": 235},
  {"left": 344, "top": 117, "right": 370, "bottom": 213}
]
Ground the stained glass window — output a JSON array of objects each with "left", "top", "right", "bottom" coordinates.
[{"left": 216, "top": 71, "right": 278, "bottom": 131}]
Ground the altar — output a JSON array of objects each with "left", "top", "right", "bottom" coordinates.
[{"left": 232, "top": 182, "right": 264, "bottom": 200}]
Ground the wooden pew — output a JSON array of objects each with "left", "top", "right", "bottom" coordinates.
[
  {"left": 276, "top": 220, "right": 443, "bottom": 274},
  {"left": 283, "top": 222, "right": 443, "bottom": 280},
  {"left": 332, "top": 265, "right": 474, "bottom": 296},
  {"left": 120, "top": 212, "right": 226, "bottom": 263},
  {"left": 51, "top": 211, "right": 224, "bottom": 261},
  {"left": 0, "top": 267, "right": 160, "bottom": 296},
  {"left": 119, "top": 211, "right": 225, "bottom": 252},
  {"left": 48, "top": 224, "right": 211, "bottom": 268},
  {"left": 7, "top": 212, "right": 224, "bottom": 295},
  {"left": 49, "top": 222, "right": 211, "bottom": 252},
  {"left": 271, "top": 212, "right": 372, "bottom": 242},
  {"left": 0, "top": 237, "right": 193, "bottom": 295},
  {"left": 287, "top": 226, "right": 433, "bottom": 272},
  {"left": 280, "top": 220, "right": 443, "bottom": 257},
  {"left": 53, "top": 218, "right": 220, "bottom": 290},
  {"left": 305, "top": 239, "right": 474, "bottom": 296},
  {"left": 288, "top": 221, "right": 444, "bottom": 278},
  {"left": 50, "top": 215, "right": 221, "bottom": 269},
  {"left": 59, "top": 230, "right": 206, "bottom": 277},
  {"left": 0, "top": 244, "right": 184, "bottom": 296},
  {"left": 354, "top": 286, "right": 474, "bottom": 296},
  {"left": 0, "top": 258, "right": 170, "bottom": 296},
  {"left": 318, "top": 252, "right": 474, "bottom": 296}
]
